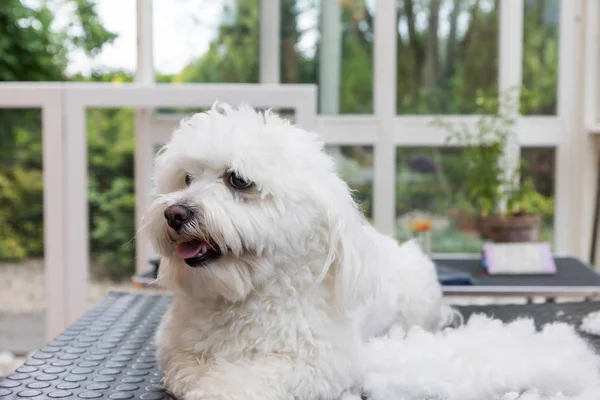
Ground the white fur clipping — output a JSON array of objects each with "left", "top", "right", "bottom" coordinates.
[
  {"left": 361, "top": 315, "right": 600, "bottom": 400},
  {"left": 580, "top": 311, "right": 600, "bottom": 336}
]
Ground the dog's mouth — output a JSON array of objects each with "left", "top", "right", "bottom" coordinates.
[{"left": 176, "top": 240, "right": 222, "bottom": 268}]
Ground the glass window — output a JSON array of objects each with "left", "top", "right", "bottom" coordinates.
[
  {"left": 5, "top": 0, "right": 135, "bottom": 79},
  {"left": 521, "top": 0, "right": 560, "bottom": 115},
  {"left": 281, "top": 0, "right": 375, "bottom": 114},
  {"left": 395, "top": 147, "right": 555, "bottom": 253},
  {"left": 521, "top": 147, "right": 555, "bottom": 245},
  {"left": 326, "top": 146, "right": 374, "bottom": 219},
  {"left": 0, "top": 109, "right": 44, "bottom": 261},
  {"left": 153, "top": 0, "right": 260, "bottom": 83},
  {"left": 396, "top": 147, "right": 483, "bottom": 252},
  {"left": 86, "top": 107, "right": 167, "bottom": 306},
  {"left": 86, "top": 108, "right": 135, "bottom": 281},
  {"left": 0, "top": 108, "right": 47, "bottom": 357},
  {"left": 396, "top": 0, "right": 498, "bottom": 114}
]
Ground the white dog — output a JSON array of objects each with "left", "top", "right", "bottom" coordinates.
[{"left": 145, "top": 103, "right": 456, "bottom": 400}]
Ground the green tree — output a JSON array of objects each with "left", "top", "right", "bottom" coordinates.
[
  {"left": 521, "top": 0, "right": 559, "bottom": 115},
  {"left": 0, "top": 0, "right": 116, "bottom": 261},
  {"left": 173, "top": 0, "right": 260, "bottom": 83},
  {"left": 397, "top": 0, "right": 499, "bottom": 114},
  {"left": 86, "top": 104, "right": 136, "bottom": 278},
  {"left": 0, "top": 0, "right": 116, "bottom": 82}
]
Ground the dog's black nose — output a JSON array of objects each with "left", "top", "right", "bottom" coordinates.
[{"left": 164, "top": 205, "right": 192, "bottom": 231}]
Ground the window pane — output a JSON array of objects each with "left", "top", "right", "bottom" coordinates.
[
  {"left": 9, "top": 0, "right": 136, "bottom": 78},
  {"left": 153, "top": 0, "right": 259, "bottom": 83},
  {"left": 0, "top": 108, "right": 47, "bottom": 364},
  {"left": 281, "top": 0, "right": 374, "bottom": 114},
  {"left": 87, "top": 108, "right": 166, "bottom": 305},
  {"left": 396, "top": 147, "right": 555, "bottom": 253},
  {"left": 326, "top": 146, "right": 374, "bottom": 219},
  {"left": 521, "top": 0, "right": 560, "bottom": 115},
  {"left": 396, "top": 147, "right": 483, "bottom": 252},
  {"left": 396, "top": 0, "right": 498, "bottom": 115},
  {"left": 521, "top": 147, "right": 555, "bottom": 245},
  {"left": 71, "top": 0, "right": 136, "bottom": 76},
  {"left": 87, "top": 108, "right": 135, "bottom": 282}
]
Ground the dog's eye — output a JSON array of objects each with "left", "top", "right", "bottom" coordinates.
[
  {"left": 185, "top": 173, "right": 192, "bottom": 186},
  {"left": 228, "top": 172, "right": 252, "bottom": 189}
]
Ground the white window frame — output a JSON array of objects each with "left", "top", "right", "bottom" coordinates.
[{"left": 0, "top": 85, "right": 66, "bottom": 340}]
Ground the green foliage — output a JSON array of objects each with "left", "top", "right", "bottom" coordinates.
[
  {"left": 86, "top": 108, "right": 135, "bottom": 279},
  {"left": 0, "top": 0, "right": 115, "bottom": 82},
  {"left": 508, "top": 178, "right": 555, "bottom": 219},
  {"left": 437, "top": 88, "right": 553, "bottom": 217},
  {"left": 0, "top": 161, "right": 44, "bottom": 259},
  {"left": 520, "top": 0, "right": 559, "bottom": 115},
  {"left": 0, "top": 0, "right": 64, "bottom": 82},
  {"left": 0, "top": 123, "right": 44, "bottom": 259},
  {"left": 0, "top": 0, "right": 117, "bottom": 153},
  {"left": 69, "top": 0, "right": 117, "bottom": 56},
  {"left": 88, "top": 176, "right": 135, "bottom": 278},
  {"left": 397, "top": 0, "right": 499, "bottom": 114},
  {"left": 173, "top": 0, "right": 259, "bottom": 84},
  {"left": 0, "top": 0, "right": 128, "bottom": 274},
  {"left": 437, "top": 89, "right": 513, "bottom": 216},
  {"left": 0, "top": 106, "right": 136, "bottom": 278}
]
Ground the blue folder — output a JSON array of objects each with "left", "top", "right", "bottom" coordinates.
[{"left": 435, "top": 263, "right": 474, "bottom": 285}]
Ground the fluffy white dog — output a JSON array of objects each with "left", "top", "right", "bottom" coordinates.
[{"left": 145, "top": 103, "right": 456, "bottom": 400}]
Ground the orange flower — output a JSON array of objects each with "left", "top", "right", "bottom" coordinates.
[{"left": 409, "top": 219, "right": 432, "bottom": 232}]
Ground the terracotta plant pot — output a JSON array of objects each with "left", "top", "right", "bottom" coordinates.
[{"left": 480, "top": 214, "right": 542, "bottom": 243}]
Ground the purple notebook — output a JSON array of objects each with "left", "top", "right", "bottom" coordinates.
[{"left": 483, "top": 242, "right": 556, "bottom": 275}]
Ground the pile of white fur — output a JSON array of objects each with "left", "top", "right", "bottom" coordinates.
[
  {"left": 580, "top": 311, "right": 600, "bottom": 336},
  {"left": 351, "top": 315, "right": 600, "bottom": 400}
]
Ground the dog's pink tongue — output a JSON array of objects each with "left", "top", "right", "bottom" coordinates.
[{"left": 176, "top": 241, "right": 203, "bottom": 259}]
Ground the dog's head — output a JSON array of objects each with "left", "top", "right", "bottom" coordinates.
[{"left": 145, "top": 103, "right": 371, "bottom": 303}]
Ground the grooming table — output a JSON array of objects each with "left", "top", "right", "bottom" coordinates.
[
  {"left": 437, "top": 256, "right": 600, "bottom": 300},
  {"left": 3, "top": 292, "right": 600, "bottom": 399}
]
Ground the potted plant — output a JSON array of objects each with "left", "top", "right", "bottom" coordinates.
[{"left": 434, "top": 89, "right": 552, "bottom": 243}]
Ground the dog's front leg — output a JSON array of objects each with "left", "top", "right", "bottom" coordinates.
[
  {"left": 161, "top": 353, "right": 294, "bottom": 400},
  {"left": 164, "top": 355, "right": 353, "bottom": 400}
]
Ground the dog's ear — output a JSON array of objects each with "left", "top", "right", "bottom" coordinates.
[{"left": 320, "top": 177, "right": 379, "bottom": 312}]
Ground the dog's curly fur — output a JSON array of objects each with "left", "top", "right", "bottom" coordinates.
[{"left": 145, "top": 103, "right": 455, "bottom": 400}]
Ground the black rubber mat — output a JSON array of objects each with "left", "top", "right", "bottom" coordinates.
[
  {"left": 3, "top": 292, "right": 600, "bottom": 399},
  {"left": 0, "top": 293, "right": 172, "bottom": 399}
]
